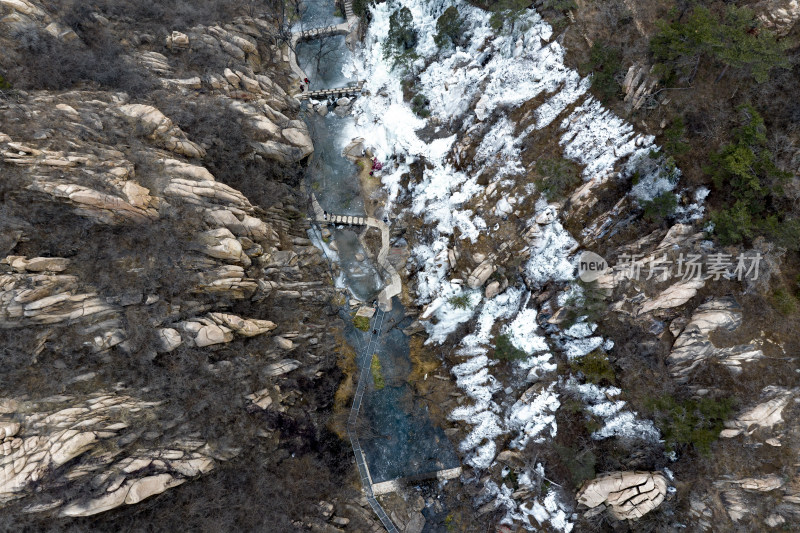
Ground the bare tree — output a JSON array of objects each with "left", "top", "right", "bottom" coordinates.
[{"left": 298, "top": 33, "right": 341, "bottom": 87}]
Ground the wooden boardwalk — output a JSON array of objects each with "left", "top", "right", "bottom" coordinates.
[{"left": 346, "top": 310, "right": 399, "bottom": 533}]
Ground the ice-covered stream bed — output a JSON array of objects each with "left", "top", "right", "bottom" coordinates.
[{"left": 299, "top": 0, "right": 462, "bottom": 501}]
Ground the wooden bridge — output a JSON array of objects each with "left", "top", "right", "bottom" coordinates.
[
  {"left": 299, "top": 80, "right": 365, "bottom": 101},
  {"left": 292, "top": 24, "right": 349, "bottom": 43},
  {"left": 293, "top": 24, "right": 349, "bottom": 43},
  {"left": 320, "top": 213, "right": 368, "bottom": 225}
]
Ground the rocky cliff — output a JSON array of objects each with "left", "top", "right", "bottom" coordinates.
[{"left": 0, "top": 0, "right": 387, "bottom": 529}]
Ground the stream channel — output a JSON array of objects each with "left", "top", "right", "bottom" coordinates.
[{"left": 297, "top": 0, "right": 460, "bottom": 490}]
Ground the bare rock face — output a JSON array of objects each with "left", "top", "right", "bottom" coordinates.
[
  {"left": 596, "top": 224, "right": 706, "bottom": 312},
  {"left": 0, "top": 0, "right": 76, "bottom": 40},
  {"left": 252, "top": 138, "right": 313, "bottom": 165},
  {"left": 577, "top": 471, "right": 669, "bottom": 520},
  {"left": 755, "top": 0, "right": 800, "bottom": 35},
  {"left": 263, "top": 359, "right": 300, "bottom": 377},
  {"left": 178, "top": 313, "right": 275, "bottom": 348},
  {"left": 160, "top": 158, "right": 275, "bottom": 242},
  {"left": 467, "top": 259, "right": 496, "bottom": 289},
  {"left": 720, "top": 386, "right": 797, "bottom": 438},
  {"left": 117, "top": 104, "right": 206, "bottom": 159},
  {"left": 0, "top": 269, "right": 119, "bottom": 330},
  {"left": 231, "top": 101, "right": 313, "bottom": 164},
  {"left": 0, "top": 393, "right": 220, "bottom": 516},
  {"left": 667, "top": 297, "right": 764, "bottom": 382},
  {"left": 246, "top": 387, "right": 274, "bottom": 410},
  {"left": 208, "top": 312, "right": 276, "bottom": 337},
  {"left": 342, "top": 137, "right": 366, "bottom": 161},
  {"left": 199, "top": 227, "right": 251, "bottom": 266},
  {"left": 1, "top": 256, "right": 69, "bottom": 273},
  {"left": 166, "top": 30, "right": 189, "bottom": 49},
  {"left": 484, "top": 280, "right": 501, "bottom": 299},
  {"left": 0, "top": 0, "right": 347, "bottom": 523},
  {"left": 637, "top": 279, "right": 705, "bottom": 316},
  {"left": 691, "top": 471, "right": 800, "bottom": 529},
  {"left": 156, "top": 328, "right": 183, "bottom": 352},
  {"left": 621, "top": 64, "right": 657, "bottom": 112},
  {"left": 1, "top": 137, "right": 159, "bottom": 224}
]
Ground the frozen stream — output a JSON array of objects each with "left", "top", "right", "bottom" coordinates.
[{"left": 299, "top": 0, "right": 460, "bottom": 492}]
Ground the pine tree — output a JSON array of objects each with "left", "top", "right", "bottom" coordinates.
[
  {"left": 651, "top": 6, "right": 789, "bottom": 83},
  {"left": 489, "top": 0, "right": 531, "bottom": 34},
  {"left": 435, "top": 6, "right": 464, "bottom": 48}
]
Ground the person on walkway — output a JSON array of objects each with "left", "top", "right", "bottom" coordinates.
[
  {"left": 300, "top": 84, "right": 305, "bottom": 92},
  {"left": 304, "top": 77, "right": 310, "bottom": 85},
  {"left": 372, "top": 329, "right": 377, "bottom": 335}
]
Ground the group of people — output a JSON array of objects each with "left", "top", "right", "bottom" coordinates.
[{"left": 299, "top": 77, "right": 310, "bottom": 92}]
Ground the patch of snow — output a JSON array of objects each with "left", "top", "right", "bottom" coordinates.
[
  {"left": 468, "top": 440, "right": 498, "bottom": 469},
  {"left": 534, "top": 73, "right": 590, "bottom": 128},
  {"left": 412, "top": 237, "right": 452, "bottom": 304},
  {"left": 593, "top": 411, "right": 661, "bottom": 442},
  {"left": 426, "top": 289, "right": 482, "bottom": 344},
  {"left": 561, "top": 336, "right": 604, "bottom": 359},
  {"left": 504, "top": 308, "right": 549, "bottom": 354},
  {"left": 507, "top": 382, "right": 560, "bottom": 449},
  {"left": 566, "top": 378, "right": 661, "bottom": 443},
  {"left": 627, "top": 149, "right": 681, "bottom": 202},
  {"left": 515, "top": 487, "right": 574, "bottom": 532},
  {"left": 462, "top": 288, "right": 524, "bottom": 347},
  {"left": 474, "top": 117, "right": 525, "bottom": 177},
  {"left": 561, "top": 97, "right": 654, "bottom": 180},
  {"left": 562, "top": 321, "right": 597, "bottom": 339},
  {"left": 543, "top": 490, "right": 574, "bottom": 533},
  {"left": 675, "top": 186, "right": 710, "bottom": 222},
  {"left": 518, "top": 353, "right": 557, "bottom": 375},
  {"left": 525, "top": 200, "right": 578, "bottom": 287}
]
